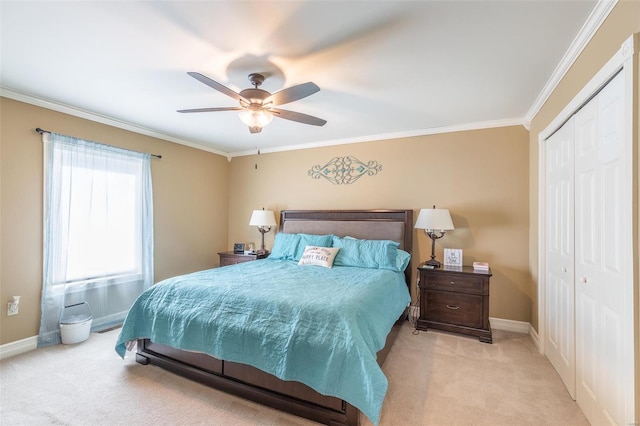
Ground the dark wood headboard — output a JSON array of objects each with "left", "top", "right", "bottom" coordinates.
[{"left": 279, "top": 209, "right": 414, "bottom": 287}]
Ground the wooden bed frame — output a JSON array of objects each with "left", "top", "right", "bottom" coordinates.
[{"left": 135, "top": 209, "right": 413, "bottom": 426}]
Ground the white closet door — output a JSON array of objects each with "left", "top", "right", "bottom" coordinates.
[
  {"left": 574, "top": 71, "right": 628, "bottom": 426},
  {"left": 544, "top": 117, "right": 575, "bottom": 399}
]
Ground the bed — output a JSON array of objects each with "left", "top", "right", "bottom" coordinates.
[{"left": 115, "top": 209, "right": 413, "bottom": 426}]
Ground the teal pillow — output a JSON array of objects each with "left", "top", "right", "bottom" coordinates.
[
  {"left": 332, "top": 236, "right": 400, "bottom": 271},
  {"left": 269, "top": 233, "right": 300, "bottom": 260},
  {"left": 293, "top": 234, "right": 334, "bottom": 260},
  {"left": 396, "top": 249, "right": 411, "bottom": 271}
]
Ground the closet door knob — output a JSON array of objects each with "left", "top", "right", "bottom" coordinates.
[
  {"left": 562, "top": 267, "right": 567, "bottom": 273},
  {"left": 581, "top": 277, "right": 588, "bottom": 283}
]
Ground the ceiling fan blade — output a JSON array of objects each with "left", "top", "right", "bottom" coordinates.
[
  {"left": 177, "top": 107, "right": 242, "bottom": 113},
  {"left": 270, "top": 108, "right": 327, "bottom": 126},
  {"left": 265, "top": 82, "right": 320, "bottom": 106},
  {"left": 187, "top": 72, "right": 248, "bottom": 103}
]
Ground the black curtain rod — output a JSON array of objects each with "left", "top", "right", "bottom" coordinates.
[{"left": 35, "top": 128, "right": 162, "bottom": 159}]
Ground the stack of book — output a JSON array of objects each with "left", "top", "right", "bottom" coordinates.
[{"left": 473, "top": 261, "right": 489, "bottom": 272}]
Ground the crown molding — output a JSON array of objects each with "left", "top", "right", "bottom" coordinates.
[
  {"left": 0, "top": 87, "right": 228, "bottom": 157},
  {"left": 538, "top": 32, "right": 635, "bottom": 143},
  {"left": 524, "top": 0, "right": 617, "bottom": 124},
  {"left": 2, "top": 86, "right": 525, "bottom": 159},
  {"left": 228, "top": 117, "right": 526, "bottom": 158}
]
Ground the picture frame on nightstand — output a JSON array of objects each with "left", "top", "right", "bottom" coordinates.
[
  {"left": 444, "top": 248, "right": 463, "bottom": 267},
  {"left": 233, "top": 243, "right": 245, "bottom": 254}
]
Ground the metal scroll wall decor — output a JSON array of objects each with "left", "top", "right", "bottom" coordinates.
[{"left": 308, "top": 156, "right": 382, "bottom": 185}]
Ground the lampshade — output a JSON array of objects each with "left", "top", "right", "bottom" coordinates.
[
  {"left": 414, "top": 208, "right": 454, "bottom": 231},
  {"left": 249, "top": 210, "right": 277, "bottom": 227},
  {"left": 239, "top": 108, "right": 274, "bottom": 129}
]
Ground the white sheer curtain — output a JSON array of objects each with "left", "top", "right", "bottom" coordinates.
[{"left": 39, "top": 132, "right": 153, "bottom": 347}]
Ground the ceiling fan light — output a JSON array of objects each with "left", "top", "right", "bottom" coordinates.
[{"left": 239, "top": 109, "right": 273, "bottom": 129}]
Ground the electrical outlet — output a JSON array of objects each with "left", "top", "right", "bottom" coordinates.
[
  {"left": 7, "top": 296, "right": 20, "bottom": 316},
  {"left": 7, "top": 302, "right": 18, "bottom": 316}
]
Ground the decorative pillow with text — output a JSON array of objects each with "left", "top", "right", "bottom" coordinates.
[{"left": 297, "top": 246, "right": 340, "bottom": 268}]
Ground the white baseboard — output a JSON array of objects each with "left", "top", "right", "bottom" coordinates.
[
  {"left": 490, "top": 317, "right": 530, "bottom": 334},
  {"left": 529, "top": 324, "right": 541, "bottom": 352},
  {"left": 0, "top": 335, "right": 38, "bottom": 360},
  {"left": 490, "top": 317, "right": 540, "bottom": 350}
]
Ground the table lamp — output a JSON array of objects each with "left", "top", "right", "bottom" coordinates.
[
  {"left": 414, "top": 206, "right": 454, "bottom": 268},
  {"left": 249, "top": 208, "right": 277, "bottom": 256}
]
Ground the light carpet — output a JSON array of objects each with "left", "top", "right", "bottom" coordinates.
[{"left": 0, "top": 322, "right": 588, "bottom": 425}]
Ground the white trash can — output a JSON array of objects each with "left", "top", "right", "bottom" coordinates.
[{"left": 60, "top": 302, "right": 92, "bottom": 344}]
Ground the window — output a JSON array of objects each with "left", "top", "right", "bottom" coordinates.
[
  {"left": 39, "top": 132, "right": 153, "bottom": 346},
  {"left": 52, "top": 154, "right": 143, "bottom": 285}
]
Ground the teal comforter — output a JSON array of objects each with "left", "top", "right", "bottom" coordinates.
[{"left": 115, "top": 258, "right": 410, "bottom": 425}]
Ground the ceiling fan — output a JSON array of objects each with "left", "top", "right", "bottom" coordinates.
[{"left": 178, "top": 72, "right": 327, "bottom": 134}]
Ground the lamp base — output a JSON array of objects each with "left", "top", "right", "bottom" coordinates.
[
  {"left": 256, "top": 226, "right": 272, "bottom": 258},
  {"left": 424, "top": 258, "right": 442, "bottom": 268},
  {"left": 425, "top": 230, "right": 446, "bottom": 268}
]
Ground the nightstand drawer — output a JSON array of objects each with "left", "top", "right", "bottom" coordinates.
[
  {"left": 417, "top": 264, "right": 492, "bottom": 343},
  {"left": 220, "top": 256, "right": 253, "bottom": 267},
  {"left": 422, "top": 273, "right": 485, "bottom": 295},
  {"left": 425, "top": 290, "right": 483, "bottom": 329},
  {"left": 218, "top": 251, "right": 264, "bottom": 267}
]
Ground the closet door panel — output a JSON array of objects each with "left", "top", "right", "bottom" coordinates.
[
  {"left": 544, "top": 117, "right": 575, "bottom": 398},
  {"left": 601, "top": 164, "right": 622, "bottom": 272},
  {"left": 574, "top": 72, "right": 627, "bottom": 426},
  {"left": 576, "top": 170, "right": 597, "bottom": 266},
  {"left": 574, "top": 96, "right": 605, "bottom": 425},
  {"left": 577, "top": 295, "right": 597, "bottom": 400},
  {"left": 599, "top": 76, "right": 624, "bottom": 276},
  {"left": 602, "top": 308, "right": 623, "bottom": 420},
  {"left": 595, "top": 72, "right": 627, "bottom": 425}
]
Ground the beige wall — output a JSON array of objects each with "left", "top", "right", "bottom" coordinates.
[
  {"left": 228, "top": 126, "right": 531, "bottom": 322},
  {"left": 0, "top": 99, "right": 531, "bottom": 347},
  {"left": 528, "top": 1, "right": 640, "bottom": 331},
  {"left": 0, "top": 98, "right": 230, "bottom": 345}
]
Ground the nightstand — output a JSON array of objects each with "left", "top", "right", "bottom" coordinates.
[
  {"left": 416, "top": 264, "right": 492, "bottom": 343},
  {"left": 218, "top": 251, "right": 267, "bottom": 267}
]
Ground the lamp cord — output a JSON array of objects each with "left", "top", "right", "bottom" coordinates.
[{"left": 409, "top": 279, "right": 421, "bottom": 335}]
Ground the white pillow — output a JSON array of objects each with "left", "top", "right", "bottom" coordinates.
[{"left": 298, "top": 246, "right": 340, "bottom": 268}]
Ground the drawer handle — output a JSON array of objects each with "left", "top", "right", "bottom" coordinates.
[
  {"left": 446, "top": 304, "right": 460, "bottom": 310},
  {"left": 449, "top": 281, "right": 455, "bottom": 285}
]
